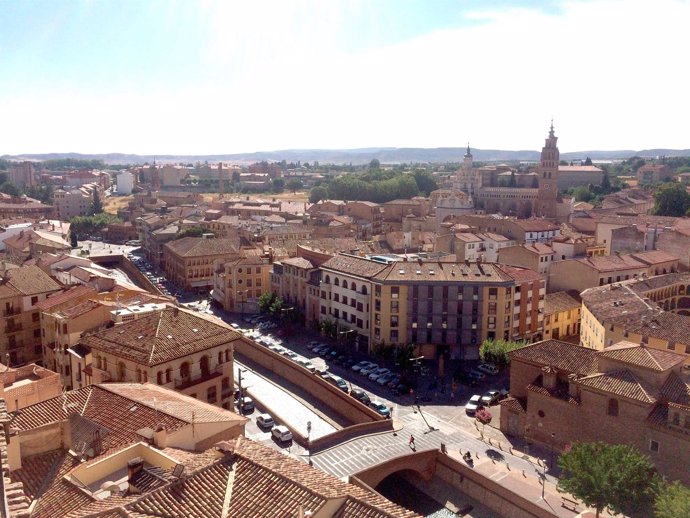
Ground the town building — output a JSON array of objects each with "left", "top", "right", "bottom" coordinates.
[
  {"left": 116, "top": 170, "right": 135, "bottom": 194},
  {"left": 8, "top": 161, "right": 36, "bottom": 189},
  {"left": 453, "top": 215, "right": 560, "bottom": 245},
  {"left": 211, "top": 255, "right": 272, "bottom": 313},
  {"left": 500, "top": 339, "right": 690, "bottom": 485},
  {"left": 637, "top": 162, "right": 673, "bottom": 184},
  {"left": 0, "top": 265, "right": 62, "bottom": 365},
  {"left": 63, "top": 169, "right": 111, "bottom": 191},
  {"left": 543, "top": 291, "right": 581, "bottom": 341},
  {"left": 0, "top": 194, "right": 52, "bottom": 220},
  {"left": 580, "top": 272, "right": 690, "bottom": 358},
  {"left": 163, "top": 236, "right": 241, "bottom": 292},
  {"left": 556, "top": 164, "right": 604, "bottom": 190},
  {"left": 52, "top": 184, "right": 101, "bottom": 220},
  {"left": 270, "top": 256, "right": 317, "bottom": 319},
  {"left": 80, "top": 306, "right": 242, "bottom": 409},
  {"left": 0, "top": 362, "right": 60, "bottom": 412},
  {"left": 548, "top": 251, "right": 679, "bottom": 293},
  {"left": 3, "top": 228, "right": 72, "bottom": 263},
  {"left": 498, "top": 243, "right": 556, "bottom": 278}
]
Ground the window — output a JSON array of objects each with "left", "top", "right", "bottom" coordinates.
[
  {"left": 607, "top": 398, "right": 619, "bottom": 417},
  {"left": 391, "top": 287, "right": 399, "bottom": 299},
  {"left": 390, "top": 330, "right": 398, "bottom": 342},
  {"left": 32, "top": 312, "right": 39, "bottom": 322},
  {"left": 649, "top": 439, "right": 659, "bottom": 453},
  {"left": 390, "top": 301, "right": 399, "bottom": 313},
  {"left": 157, "top": 371, "right": 163, "bottom": 384},
  {"left": 390, "top": 315, "right": 399, "bottom": 328},
  {"left": 34, "top": 329, "right": 41, "bottom": 338},
  {"left": 31, "top": 296, "right": 38, "bottom": 305},
  {"left": 343, "top": 280, "right": 348, "bottom": 289},
  {"left": 180, "top": 362, "right": 190, "bottom": 378},
  {"left": 207, "top": 386, "right": 217, "bottom": 404}
]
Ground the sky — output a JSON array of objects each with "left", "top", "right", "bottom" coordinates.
[{"left": 1, "top": 0, "right": 688, "bottom": 156}]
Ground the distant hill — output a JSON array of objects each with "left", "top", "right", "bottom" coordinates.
[{"left": 3, "top": 147, "right": 689, "bottom": 166}]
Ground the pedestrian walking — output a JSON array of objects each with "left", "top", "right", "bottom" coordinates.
[{"left": 409, "top": 435, "right": 415, "bottom": 449}]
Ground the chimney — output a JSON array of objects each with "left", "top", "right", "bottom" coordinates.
[
  {"left": 153, "top": 424, "right": 167, "bottom": 449},
  {"left": 127, "top": 457, "right": 145, "bottom": 493},
  {"left": 567, "top": 373, "right": 580, "bottom": 399},
  {"left": 541, "top": 366, "right": 557, "bottom": 390},
  {"left": 173, "top": 306, "right": 179, "bottom": 317}
]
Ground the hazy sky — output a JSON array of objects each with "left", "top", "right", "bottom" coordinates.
[{"left": 1, "top": 0, "right": 688, "bottom": 155}]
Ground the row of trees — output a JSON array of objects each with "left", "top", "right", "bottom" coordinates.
[
  {"left": 309, "top": 169, "right": 438, "bottom": 204},
  {"left": 652, "top": 182, "right": 690, "bottom": 217}
]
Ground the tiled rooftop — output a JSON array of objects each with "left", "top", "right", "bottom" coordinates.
[
  {"left": 597, "top": 341, "right": 686, "bottom": 371},
  {"left": 509, "top": 340, "right": 598, "bottom": 375},
  {"left": 5, "top": 265, "right": 62, "bottom": 296},
  {"left": 35, "top": 285, "right": 97, "bottom": 311},
  {"left": 322, "top": 254, "right": 389, "bottom": 278},
  {"left": 577, "top": 370, "right": 661, "bottom": 403},
  {"left": 81, "top": 307, "right": 240, "bottom": 366},
  {"left": 544, "top": 291, "right": 581, "bottom": 316},
  {"left": 164, "top": 237, "right": 239, "bottom": 257},
  {"left": 575, "top": 254, "right": 646, "bottom": 272}
]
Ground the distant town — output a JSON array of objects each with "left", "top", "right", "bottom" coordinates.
[{"left": 0, "top": 124, "right": 688, "bottom": 517}]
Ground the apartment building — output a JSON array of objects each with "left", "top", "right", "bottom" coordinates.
[
  {"left": 0, "top": 265, "right": 62, "bottom": 365},
  {"left": 543, "top": 291, "right": 581, "bottom": 340},
  {"left": 53, "top": 184, "right": 102, "bottom": 220},
  {"left": 270, "top": 256, "right": 317, "bottom": 317},
  {"left": 8, "top": 161, "right": 35, "bottom": 189},
  {"left": 81, "top": 306, "right": 242, "bottom": 409},
  {"left": 454, "top": 215, "right": 560, "bottom": 244},
  {"left": 0, "top": 362, "right": 61, "bottom": 411},
  {"left": 212, "top": 255, "right": 271, "bottom": 313},
  {"left": 164, "top": 236, "right": 241, "bottom": 292},
  {"left": 498, "top": 243, "right": 556, "bottom": 278},
  {"left": 500, "top": 339, "right": 690, "bottom": 485}
]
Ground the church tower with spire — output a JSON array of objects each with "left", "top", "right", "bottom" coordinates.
[{"left": 536, "top": 121, "right": 559, "bottom": 219}]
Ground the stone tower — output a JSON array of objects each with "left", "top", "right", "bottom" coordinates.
[{"left": 536, "top": 122, "right": 559, "bottom": 219}]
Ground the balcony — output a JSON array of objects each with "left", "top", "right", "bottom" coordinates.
[
  {"left": 175, "top": 365, "right": 224, "bottom": 390},
  {"left": 5, "top": 324, "right": 23, "bottom": 334},
  {"left": 2, "top": 308, "right": 21, "bottom": 317}
]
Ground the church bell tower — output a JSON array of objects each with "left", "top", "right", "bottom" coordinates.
[{"left": 536, "top": 121, "right": 559, "bottom": 218}]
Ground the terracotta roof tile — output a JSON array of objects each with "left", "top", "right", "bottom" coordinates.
[
  {"left": 577, "top": 370, "right": 661, "bottom": 403},
  {"left": 322, "top": 255, "right": 389, "bottom": 278},
  {"left": 164, "top": 237, "right": 239, "bottom": 257},
  {"left": 660, "top": 371, "right": 690, "bottom": 405},
  {"left": 596, "top": 341, "right": 685, "bottom": 371},
  {"left": 509, "top": 340, "right": 598, "bottom": 375},
  {"left": 5, "top": 264, "right": 62, "bottom": 295},
  {"left": 81, "top": 307, "right": 241, "bottom": 366},
  {"left": 35, "top": 285, "right": 97, "bottom": 310},
  {"left": 544, "top": 291, "right": 581, "bottom": 315}
]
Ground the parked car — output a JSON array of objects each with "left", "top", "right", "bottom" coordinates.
[
  {"left": 481, "top": 390, "right": 503, "bottom": 406},
  {"left": 465, "top": 394, "right": 483, "bottom": 416},
  {"left": 369, "top": 401, "right": 391, "bottom": 418},
  {"left": 349, "top": 388, "right": 371, "bottom": 405},
  {"left": 307, "top": 341, "right": 321, "bottom": 350},
  {"left": 377, "top": 373, "right": 396, "bottom": 386},
  {"left": 325, "top": 374, "right": 348, "bottom": 392},
  {"left": 271, "top": 425, "right": 293, "bottom": 443},
  {"left": 238, "top": 397, "right": 255, "bottom": 413},
  {"left": 360, "top": 364, "right": 380, "bottom": 376},
  {"left": 256, "top": 413, "right": 275, "bottom": 429},
  {"left": 477, "top": 363, "right": 499, "bottom": 375},
  {"left": 468, "top": 370, "right": 486, "bottom": 381},
  {"left": 352, "top": 360, "right": 375, "bottom": 373},
  {"left": 368, "top": 367, "right": 391, "bottom": 382},
  {"left": 296, "top": 358, "right": 317, "bottom": 373}
]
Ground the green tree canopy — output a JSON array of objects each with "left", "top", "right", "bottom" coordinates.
[
  {"left": 286, "top": 178, "right": 303, "bottom": 193},
  {"left": 176, "top": 226, "right": 207, "bottom": 239},
  {"left": 70, "top": 213, "right": 122, "bottom": 237},
  {"left": 309, "top": 186, "right": 329, "bottom": 203},
  {"left": 92, "top": 189, "right": 103, "bottom": 214},
  {"left": 655, "top": 481, "right": 690, "bottom": 518},
  {"left": 652, "top": 182, "right": 690, "bottom": 217},
  {"left": 558, "top": 442, "right": 659, "bottom": 518},
  {"left": 0, "top": 182, "right": 20, "bottom": 197},
  {"left": 479, "top": 339, "right": 524, "bottom": 367}
]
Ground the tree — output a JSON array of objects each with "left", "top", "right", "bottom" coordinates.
[
  {"left": 479, "top": 339, "right": 524, "bottom": 367},
  {"left": 475, "top": 407, "right": 492, "bottom": 437},
  {"left": 584, "top": 156, "right": 593, "bottom": 166},
  {"left": 70, "top": 232, "right": 78, "bottom": 248},
  {"left": 92, "top": 189, "right": 103, "bottom": 214},
  {"left": 412, "top": 170, "right": 438, "bottom": 195},
  {"left": 176, "top": 226, "right": 206, "bottom": 239},
  {"left": 287, "top": 178, "right": 303, "bottom": 193},
  {"left": 600, "top": 169, "right": 611, "bottom": 192},
  {"left": 655, "top": 481, "right": 690, "bottom": 518},
  {"left": 652, "top": 182, "right": 690, "bottom": 217},
  {"left": 258, "top": 292, "right": 276, "bottom": 313},
  {"left": 369, "top": 158, "right": 381, "bottom": 170},
  {"left": 269, "top": 296, "right": 283, "bottom": 315},
  {"left": 558, "top": 442, "right": 659, "bottom": 518},
  {"left": 309, "top": 186, "right": 329, "bottom": 203},
  {"left": 271, "top": 178, "right": 285, "bottom": 192},
  {"left": 0, "top": 182, "right": 20, "bottom": 197}
]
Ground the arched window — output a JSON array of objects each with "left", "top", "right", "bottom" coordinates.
[
  {"left": 351, "top": 283, "right": 357, "bottom": 292},
  {"left": 325, "top": 275, "right": 330, "bottom": 284},
  {"left": 218, "top": 351, "right": 223, "bottom": 364},
  {"left": 157, "top": 371, "right": 163, "bottom": 384},
  {"left": 136, "top": 369, "right": 142, "bottom": 383},
  {"left": 334, "top": 278, "right": 339, "bottom": 286},
  {"left": 200, "top": 355, "right": 210, "bottom": 376},
  {"left": 165, "top": 368, "right": 172, "bottom": 383},
  {"left": 118, "top": 362, "right": 126, "bottom": 381},
  {"left": 343, "top": 280, "right": 348, "bottom": 289},
  {"left": 180, "top": 362, "right": 190, "bottom": 379},
  {"left": 225, "top": 349, "right": 230, "bottom": 362},
  {"left": 607, "top": 398, "right": 619, "bottom": 417},
  {"left": 361, "top": 285, "right": 368, "bottom": 295}
]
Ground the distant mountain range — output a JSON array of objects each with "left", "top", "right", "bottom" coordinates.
[{"left": 3, "top": 147, "right": 689, "bottom": 166}]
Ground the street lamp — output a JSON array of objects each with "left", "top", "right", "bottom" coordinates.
[
  {"left": 306, "top": 420, "right": 312, "bottom": 465},
  {"left": 236, "top": 368, "right": 247, "bottom": 415},
  {"left": 236, "top": 290, "right": 249, "bottom": 314},
  {"left": 550, "top": 432, "right": 556, "bottom": 469},
  {"left": 541, "top": 458, "right": 547, "bottom": 499}
]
